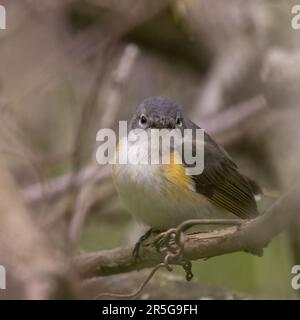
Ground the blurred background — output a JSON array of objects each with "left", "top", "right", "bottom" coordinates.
[{"left": 0, "top": 0, "right": 300, "bottom": 299}]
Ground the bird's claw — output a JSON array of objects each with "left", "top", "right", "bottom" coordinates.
[{"left": 132, "top": 228, "right": 155, "bottom": 258}]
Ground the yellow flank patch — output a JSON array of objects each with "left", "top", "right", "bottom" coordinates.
[{"left": 162, "top": 152, "right": 194, "bottom": 192}]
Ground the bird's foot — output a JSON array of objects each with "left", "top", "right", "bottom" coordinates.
[
  {"left": 153, "top": 228, "right": 179, "bottom": 254},
  {"left": 133, "top": 228, "right": 158, "bottom": 258}
]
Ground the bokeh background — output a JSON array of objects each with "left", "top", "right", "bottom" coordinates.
[{"left": 0, "top": 0, "right": 300, "bottom": 299}]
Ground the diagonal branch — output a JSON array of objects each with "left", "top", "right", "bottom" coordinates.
[
  {"left": 76, "top": 183, "right": 300, "bottom": 278},
  {"left": 22, "top": 94, "right": 268, "bottom": 206},
  {"left": 69, "top": 44, "right": 139, "bottom": 250}
]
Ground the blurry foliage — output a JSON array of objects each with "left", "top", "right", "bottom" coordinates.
[
  {"left": 0, "top": 0, "right": 299, "bottom": 299},
  {"left": 124, "top": 8, "right": 211, "bottom": 72},
  {"left": 68, "top": 0, "right": 110, "bottom": 32}
]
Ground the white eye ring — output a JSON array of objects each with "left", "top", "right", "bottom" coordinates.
[{"left": 139, "top": 114, "right": 147, "bottom": 127}]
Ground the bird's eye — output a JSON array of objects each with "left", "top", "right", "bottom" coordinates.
[
  {"left": 139, "top": 114, "right": 147, "bottom": 127},
  {"left": 176, "top": 116, "right": 182, "bottom": 127}
]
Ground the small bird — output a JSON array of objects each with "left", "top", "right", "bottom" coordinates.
[{"left": 113, "top": 96, "right": 261, "bottom": 251}]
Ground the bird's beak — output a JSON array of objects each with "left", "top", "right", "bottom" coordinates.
[{"left": 151, "top": 117, "right": 174, "bottom": 129}]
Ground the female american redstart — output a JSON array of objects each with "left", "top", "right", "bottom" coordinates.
[{"left": 113, "top": 96, "right": 261, "bottom": 246}]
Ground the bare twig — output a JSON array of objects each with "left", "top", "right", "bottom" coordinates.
[
  {"left": 22, "top": 94, "right": 268, "bottom": 205},
  {"left": 203, "top": 95, "right": 267, "bottom": 136},
  {"left": 93, "top": 263, "right": 167, "bottom": 299},
  {"left": 82, "top": 271, "right": 248, "bottom": 300},
  {"left": 22, "top": 165, "right": 111, "bottom": 204},
  {"left": 0, "top": 165, "right": 77, "bottom": 299},
  {"left": 68, "top": 44, "right": 139, "bottom": 250},
  {"left": 94, "top": 219, "right": 243, "bottom": 299},
  {"left": 76, "top": 183, "right": 299, "bottom": 278}
]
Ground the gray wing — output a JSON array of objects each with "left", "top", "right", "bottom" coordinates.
[{"left": 184, "top": 120, "right": 260, "bottom": 219}]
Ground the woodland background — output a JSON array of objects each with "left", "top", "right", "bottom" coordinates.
[{"left": 0, "top": 0, "right": 300, "bottom": 299}]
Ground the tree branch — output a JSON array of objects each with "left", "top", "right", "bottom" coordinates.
[
  {"left": 76, "top": 183, "right": 299, "bottom": 278},
  {"left": 0, "top": 165, "right": 77, "bottom": 299},
  {"left": 22, "top": 95, "right": 268, "bottom": 206},
  {"left": 22, "top": 164, "right": 111, "bottom": 205},
  {"left": 68, "top": 44, "right": 139, "bottom": 249}
]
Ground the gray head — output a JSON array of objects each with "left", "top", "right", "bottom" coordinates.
[{"left": 130, "top": 96, "right": 186, "bottom": 131}]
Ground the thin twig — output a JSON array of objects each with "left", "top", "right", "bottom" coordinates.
[
  {"left": 76, "top": 182, "right": 300, "bottom": 278},
  {"left": 69, "top": 44, "right": 139, "bottom": 250},
  {"left": 93, "top": 263, "right": 167, "bottom": 300},
  {"left": 22, "top": 165, "right": 111, "bottom": 204},
  {"left": 90, "top": 220, "right": 242, "bottom": 299}
]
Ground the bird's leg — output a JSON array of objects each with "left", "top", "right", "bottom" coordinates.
[{"left": 133, "top": 228, "right": 158, "bottom": 258}]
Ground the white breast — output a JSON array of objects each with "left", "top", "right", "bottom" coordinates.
[{"left": 113, "top": 135, "right": 231, "bottom": 229}]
